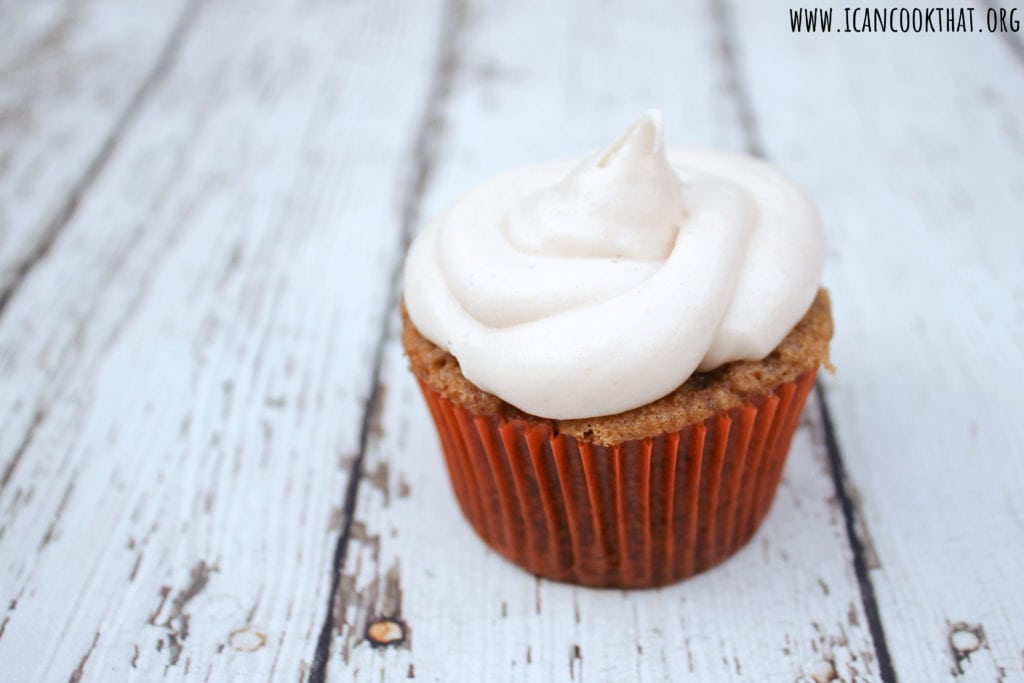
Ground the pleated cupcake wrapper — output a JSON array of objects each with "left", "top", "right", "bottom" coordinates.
[{"left": 418, "top": 369, "right": 818, "bottom": 588}]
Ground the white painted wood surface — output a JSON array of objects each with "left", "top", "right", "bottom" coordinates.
[
  {"left": 0, "top": 0, "right": 444, "bottom": 680},
  {"left": 0, "top": 1, "right": 1021, "bottom": 681},
  {"left": 0, "top": 0, "right": 188, "bottom": 300}
]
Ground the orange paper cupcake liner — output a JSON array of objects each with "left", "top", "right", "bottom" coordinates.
[{"left": 418, "top": 369, "right": 818, "bottom": 588}]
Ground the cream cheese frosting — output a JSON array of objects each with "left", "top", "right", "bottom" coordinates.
[{"left": 403, "top": 110, "right": 825, "bottom": 419}]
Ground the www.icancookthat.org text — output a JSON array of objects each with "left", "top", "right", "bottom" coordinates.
[{"left": 790, "top": 6, "right": 1020, "bottom": 33}]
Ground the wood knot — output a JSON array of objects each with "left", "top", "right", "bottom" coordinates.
[
  {"left": 948, "top": 621, "right": 985, "bottom": 675},
  {"left": 949, "top": 623, "right": 983, "bottom": 654},
  {"left": 228, "top": 627, "right": 266, "bottom": 652},
  {"left": 366, "top": 618, "right": 406, "bottom": 648}
]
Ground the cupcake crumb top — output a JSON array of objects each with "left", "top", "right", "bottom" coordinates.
[{"left": 402, "top": 289, "right": 833, "bottom": 446}]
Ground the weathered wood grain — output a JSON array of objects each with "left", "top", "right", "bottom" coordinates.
[
  {"left": 0, "top": 0, "right": 445, "bottom": 680},
  {"left": 0, "top": 0, "right": 190, "bottom": 309},
  {"left": 732, "top": 1, "right": 1024, "bottom": 680},
  {"left": 329, "top": 0, "right": 881, "bottom": 680}
]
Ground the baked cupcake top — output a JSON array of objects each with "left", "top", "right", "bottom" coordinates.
[{"left": 404, "top": 110, "right": 825, "bottom": 419}]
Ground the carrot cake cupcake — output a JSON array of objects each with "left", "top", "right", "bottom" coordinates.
[{"left": 401, "top": 110, "right": 832, "bottom": 588}]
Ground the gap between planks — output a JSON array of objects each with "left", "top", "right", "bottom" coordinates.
[
  {"left": 712, "top": 0, "right": 896, "bottom": 679},
  {"left": 0, "top": 0, "right": 202, "bottom": 322},
  {"left": 307, "top": 0, "right": 467, "bottom": 680},
  {"left": 816, "top": 388, "right": 897, "bottom": 683}
]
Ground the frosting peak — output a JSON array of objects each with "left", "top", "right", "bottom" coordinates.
[
  {"left": 404, "top": 111, "right": 825, "bottom": 419},
  {"left": 503, "top": 110, "right": 682, "bottom": 261}
]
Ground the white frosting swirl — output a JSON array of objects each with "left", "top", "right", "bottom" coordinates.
[{"left": 404, "top": 110, "right": 825, "bottom": 419}]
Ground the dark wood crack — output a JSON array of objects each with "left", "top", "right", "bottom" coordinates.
[
  {"left": 711, "top": 1, "right": 896, "bottom": 679},
  {"left": 68, "top": 631, "right": 101, "bottom": 683},
  {"left": 709, "top": 0, "right": 765, "bottom": 157},
  {"left": 0, "top": 0, "right": 202, "bottom": 323},
  {"left": 817, "top": 388, "right": 897, "bottom": 683},
  {"left": 0, "top": 407, "right": 46, "bottom": 495},
  {"left": 306, "top": 1, "right": 465, "bottom": 680}
]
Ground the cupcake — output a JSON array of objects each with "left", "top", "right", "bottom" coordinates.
[{"left": 401, "top": 110, "right": 832, "bottom": 588}]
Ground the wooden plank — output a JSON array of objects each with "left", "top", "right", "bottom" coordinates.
[
  {"left": 0, "top": 0, "right": 189, "bottom": 304},
  {"left": 0, "top": 0, "right": 445, "bottom": 679},
  {"left": 331, "top": 0, "right": 881, "bottom": 679},
  {"left": 731, "top": 1, "right": 1024, "bottom": 679}
]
